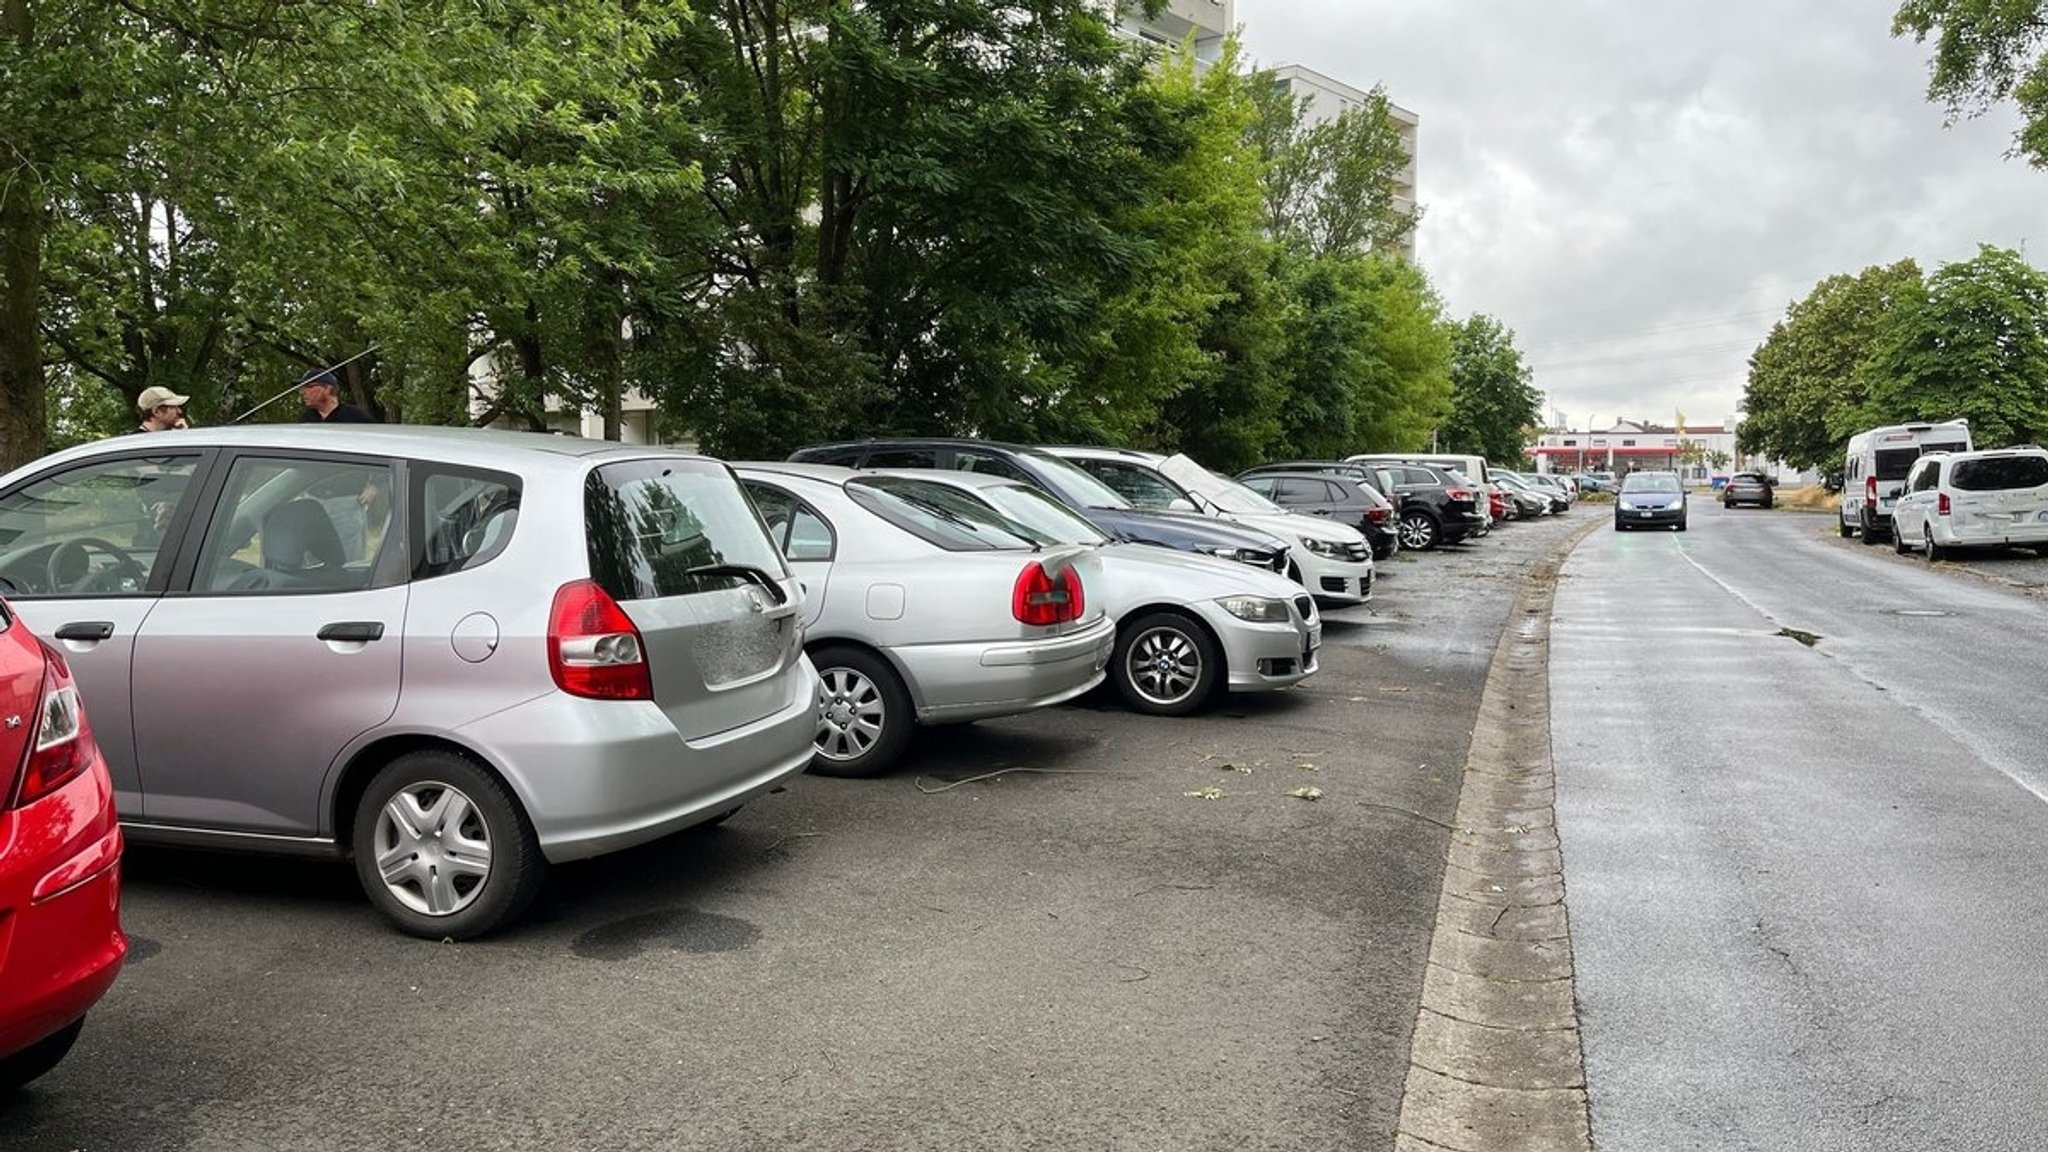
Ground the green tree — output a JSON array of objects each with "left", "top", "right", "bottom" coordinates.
[
  {"left": 1438, "top": 314, "right": 1540, "bottom": 464},
  {"left": 1249, "top": 71, "right": 1417, "bottom": 257},
  {"left": 1893, "top": 0, "right": 2048, "bottom": 166},
  {"left": 1857, "top": 245, "right": 2048, "bottom": 447},
  {"left": 1739, "top": 259, "right": 1924, "bottom": 470}
]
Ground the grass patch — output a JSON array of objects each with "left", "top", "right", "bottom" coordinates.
[{"left": 1773, "top": 485, "right": 1837, "bottom": 512}]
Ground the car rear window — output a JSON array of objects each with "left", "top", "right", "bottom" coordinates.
[
  {"left": 1951, "top": 455, "right": 2048, "bottom": 492},
  {"left": 1874, "top": 448, "right": 1922, "bottom": 481},
  {"left": 585, "top": 459, "right": 789, "bottom": 602},
  {"left": 845, "top": 477, "right": 1041, "bottom": 551}
]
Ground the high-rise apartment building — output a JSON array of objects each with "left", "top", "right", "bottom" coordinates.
[
  {"left": 1269, "top": 64, "right": 1419, "bottom": 259},
  {"left": 1115, "top": 0, "right": 1235, "bottom": 68}
]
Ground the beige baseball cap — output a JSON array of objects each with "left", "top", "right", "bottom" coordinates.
[{"left": 137, "top": 386, "right": 190, "bottom": 412}]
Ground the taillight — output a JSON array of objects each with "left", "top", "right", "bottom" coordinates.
[
  {"left": 1938, "top": 492, "right": 1952, "bottom": 516},
  {"left": 549, "top": 580, "right": 653, "bottom": 700},
  {"left": 9, "top": 649, "right": 96, "bottom": 809},
  {"left": 1446, "top": 488, "right": 1471, "bottom": 502},
  {"left": 1365, "top": 507, "right": 1390, "bottom": 523},
  {"left": 1866, "top": 475, "right": 1878, "bottom": 501},
  {"left": 1013, "top": 561, "right": 1084, "bottom": 627}
]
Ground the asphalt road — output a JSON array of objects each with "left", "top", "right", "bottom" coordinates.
[
  {"left": 1553, "top": 500, "right": 2048, "bottom": 1152},
  {"left": 6, "top": 513, "right": 1586, "bottom": 1152}
]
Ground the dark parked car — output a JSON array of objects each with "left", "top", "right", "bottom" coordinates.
[
  {"left": 1235, "top": 471, "right": 1400, "bottom": 561},
  {"left": 1723, "top": 472, "right": 1775, "bottom": 509},
  {"left": 786, "top": 440, "right": 1290, "bottom": 575},
  {"left": 1355, "top": 463, "right": 1488, "bottom": 551}
]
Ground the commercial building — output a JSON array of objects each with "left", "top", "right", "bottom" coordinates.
[{"left": 1528, "top": 419, "right": 1747, "bottom": 481}]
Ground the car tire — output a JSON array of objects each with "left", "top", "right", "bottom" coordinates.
[
  {"left": 1676, "top": 519, "right": 1688, "bottom": 532},
  {"left": 0, "top": 1019, "right": 83, "bottom": 1094},
  {"left": 1839, "top": 519, "right": 1855, "bottom": 539},
  {"left": 1893, "top": 530, "right": 1911, "bottom": 555},
  {"left": 1112, "top": 612, "right": 1221, "bottom": 717},
  {"left": 1763, "top": 497, "right": 1774, "bottom": 510},
  {"left": 1398, "top": 512, "right": 1441, "bottom": 551},
  {"left": 352, "top": 751, "right": 546, "bottom": 941},
  {"left": 1924, "top": 528, "right": 1948, "bottom": 562},
  {"left": 809, "top": 645, "right": 914, "bottom": 778},
  {"left": 1860, "top": 509, "right": 1883, "bottom": 545},
  {"left": 1614, "top": 518, "right": 1627, "bottom": 532}
]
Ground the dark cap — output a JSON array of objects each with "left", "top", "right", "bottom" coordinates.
[{"left": 298, "top": 369, "right": 338, "bottom": 389}]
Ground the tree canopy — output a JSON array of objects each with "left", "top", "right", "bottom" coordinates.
[{"left": 1894, "top": 0, "right": 2048, "bottom": 166}]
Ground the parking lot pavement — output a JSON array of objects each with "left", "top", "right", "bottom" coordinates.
[{"left": 5, "top": 515, "right": 1588, "bottom": 1152}]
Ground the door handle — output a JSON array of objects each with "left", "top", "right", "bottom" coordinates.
[
  {"left": 317, "top": 622, "right": 386, "bottom": 643},
  {"left": 55, "top": 621, "right": 115, "bottom": 642}
]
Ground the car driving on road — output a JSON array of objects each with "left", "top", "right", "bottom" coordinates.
[{"left": 1615, "top": 471, "right": 1688, "bottom": 531}]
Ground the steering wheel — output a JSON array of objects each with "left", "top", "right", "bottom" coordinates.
[{"left": 47, "top": 538, "right": 148, "bottom": 594}]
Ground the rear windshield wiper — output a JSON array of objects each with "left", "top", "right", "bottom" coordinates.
[{"left": 686, "top": 563, "right": 788, "bottom": 606}]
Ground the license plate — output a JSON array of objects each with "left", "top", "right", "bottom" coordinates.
[{"left": 1638, "top": 510, "right": 1656, "bottom": 518}]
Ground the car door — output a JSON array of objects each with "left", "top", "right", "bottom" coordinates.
[
  {"left": 742, "top": 480, "right": 836, "bottom": 629},
  {"left": 128, "top": 451, "right": 408, "bottom": 834},
  {"left": 0, "top": 448, "right": 212, "bottom": 818},
  {"left": 1275, "top": 477, "right": 1343, "bottom": 518}
]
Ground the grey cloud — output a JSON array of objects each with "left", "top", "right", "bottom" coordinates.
[{"left": 1240, "top": 0, "right": 2044, "bottom": 430}]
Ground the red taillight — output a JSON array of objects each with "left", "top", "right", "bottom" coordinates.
[
  {"left": 1866, "top": 475, "right": 1878, "bottom": 501},
  {"left": 1446, "top": 488, "right": 1471, "bottom": 502},
  {"left": 9, "top": 650, "right": 96, "bottom": 809},
  {"left": 1365, "top": 507, "right": 1390, "bottom": 523},
  {"left": 1013, "top": 561, "right": 1084, "bottom": 627},
  {"left": 549, "top": 580, "right": 653, "bottom": 700},
  {"left": 1938, "top": 492, "right": 1952, "bottom": 516}
]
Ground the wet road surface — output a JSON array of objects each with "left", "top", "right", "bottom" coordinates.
[{"left": 1554, "top": 499, "right": 2048, "bottom": 1151}]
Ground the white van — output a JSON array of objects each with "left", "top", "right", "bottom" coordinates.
[{"left": 1840, "top": 419, "right": 1972, "bottom": 543}]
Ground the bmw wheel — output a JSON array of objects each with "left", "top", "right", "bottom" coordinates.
[
  {"left": 352, "top": 751, "right": 545, "bottom": 940},
  {"left": 1112, "top": 612, "right": 1221, "bottom": 717},
  {"left": 809, "top": 645, "right": 913, "bottom": 778}
]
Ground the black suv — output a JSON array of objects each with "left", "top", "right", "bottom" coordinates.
[
  {"left": 786, "top": 439, "right": 1291, "bottom": 574},
  {"left": 1235, "top": 470, "right": 1400, "bottom": 560},
  {"left": 1355, "top": 463, "right": 1487, "bottom": 550}
]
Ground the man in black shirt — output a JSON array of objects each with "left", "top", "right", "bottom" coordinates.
[{"left": 299, "top": 370, "right": 375, "bottom": 423}]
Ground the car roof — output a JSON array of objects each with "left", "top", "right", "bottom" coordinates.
[
  {"left": 19, "top": 424, "right": 703, "bottom": 479},
  {"left": 794, "top": 437, "right": 1051, "bottom": 457},
  {"left": 732, "top": 461, "right": 866, "bottom": 485}
]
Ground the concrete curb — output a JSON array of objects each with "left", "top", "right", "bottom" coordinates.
[{"left": 1394, "top": 519, "right": 1603, "bottom": 1152}]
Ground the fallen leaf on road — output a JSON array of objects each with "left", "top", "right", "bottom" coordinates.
[
  {"left": 1379, "top": 686, "right": 1410, "bottom": 694},
  {"left": 1286, "top": 786, "right": 1323, "bottom": 801},
  {"left": 1184, "top": 787, "right": 1226, "bottom": 800}
]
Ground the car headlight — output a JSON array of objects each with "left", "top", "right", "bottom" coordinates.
[
  {"left": 1218, "top": 595, "right": 1291, "bottom": 622},
  {"left": 1202, "top": 546, "right": 1253, "bottom": 562},
  {"left": 1300, "top": 536, "right": 1342, "bottom": 557},
  {"left": 1618, "top": 500, "right": 1637, "bottom": 510}
]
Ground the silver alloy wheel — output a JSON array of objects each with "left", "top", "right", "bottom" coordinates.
[
  {"left": 1125, "top": 626, "right": 1203, "bottom": 706},
  {"left": 372, "top": 780, "right": 494, "bottom": 918},
  {"left": 1398, "top": 515, "right": 1437, "bottom": 550},
  {"left": 816, "top": 666, "right": 887, "bottom": 763}
]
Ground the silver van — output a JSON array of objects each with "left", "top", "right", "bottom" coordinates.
[{"left": 0, "top": 427, "right": 819, "bottom": 938}]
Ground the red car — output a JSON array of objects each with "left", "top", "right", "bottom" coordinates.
[{"left": 0, "top": 600, "right": 126, "bottom": 1094}]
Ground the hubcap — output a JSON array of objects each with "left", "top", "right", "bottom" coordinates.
[
  {"left": 1126, "top": 627, "right": 1202, "bottom": 705},
  {"left": 815, "top": 667, "right": 886, "bottom": 762},
  {"left": 373, "top": 781, "right": 493, "bottom": 917},
  {"left": 1399, "top": 517, "right": 1434, "bottom": 549}
]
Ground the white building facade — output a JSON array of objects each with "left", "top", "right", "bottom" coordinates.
[
  {"left": 1267, "top": 64, "right": 1419, "bottom": 259},
  {"left": 1528, "top": 419, "right": 1748, "bottom": 481},
  {"left": 1115, "top": 0, "right": 1235, "bottom": 66}
]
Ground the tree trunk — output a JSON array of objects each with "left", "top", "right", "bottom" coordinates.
[
  {"left": 0, "top": 171, "right": 47, "bottom": 472},
  {"left": 0, "top": 0, "right": 47, "bottom": 471}
]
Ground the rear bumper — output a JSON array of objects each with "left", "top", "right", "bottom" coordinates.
[
  {"left": 902, "top": 617, "right": 1115, "bottom": 724},
  {"left": 472, "top": 660, "right": 822, "bottom": 864},
  {"left": 0, "top": 771, "right": 126, "bottom": 1060},
  {"left": 1933, "top": 520, "right": 2048, "bottom": 547}
]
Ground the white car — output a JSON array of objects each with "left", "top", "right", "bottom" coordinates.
[
  {"left": 880, "top": 469, "right": 1322, "bottom": 715},
  {"left": 1044, "top": 447, "right": 1376, "bottom": 607},
  {"left": 1890, "top": 447, "right": 2048, "bottom": 560}
]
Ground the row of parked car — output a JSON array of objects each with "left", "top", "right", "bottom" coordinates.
[{"left": 0, "top": 426, "right": 1571, "bottom": 1093}]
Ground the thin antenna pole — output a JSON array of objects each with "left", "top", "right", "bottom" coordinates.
[{"left": 231, "top": 344, "right": 383, "bottom": 424}]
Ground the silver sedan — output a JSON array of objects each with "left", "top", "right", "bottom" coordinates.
[
  {"left": 736, "top": 464, "right": 1114, "bottom": 776},
  {"left": 866, "top": 469, "right": 1322, "bottom": 717}
]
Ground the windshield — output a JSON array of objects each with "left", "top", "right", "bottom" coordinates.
[
  {"left": 1621, "top": 473, "right": 1682, "bottom": 494},
  {"left": 975, "top": 483, "right": 1110, "bottom": 545},
  {"left": 847, "top": 477, "right": 1044, "bottom": 549},
  {"left": 1029, "top": 452, "right": 1135, "bottom": 511},
  {"left": 1158, "top": 454, "right": 1284, "bottom": 514}
]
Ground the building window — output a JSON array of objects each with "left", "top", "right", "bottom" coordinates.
[
  {"left": 1563, "top": 439, "right": 1578, "bottom": 446},
  {"left": 1622, "top": 439, "right": 1636, "bottom": 447}
]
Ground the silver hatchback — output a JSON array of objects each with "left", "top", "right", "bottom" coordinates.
[{"left": 0, "top": 427, "right": 820, "bottom": 938}]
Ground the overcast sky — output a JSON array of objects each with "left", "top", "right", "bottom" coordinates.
[{"left": 1238, "top": 0, "right": 2045, "bottom": 433}]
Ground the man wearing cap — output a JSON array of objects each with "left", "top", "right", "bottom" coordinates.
[
  {"left": 132, "top": 386, "right": 190, "bottom": 433},
  {"left": 299, "top": 370, "right": 375, "bottom": 423}
]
